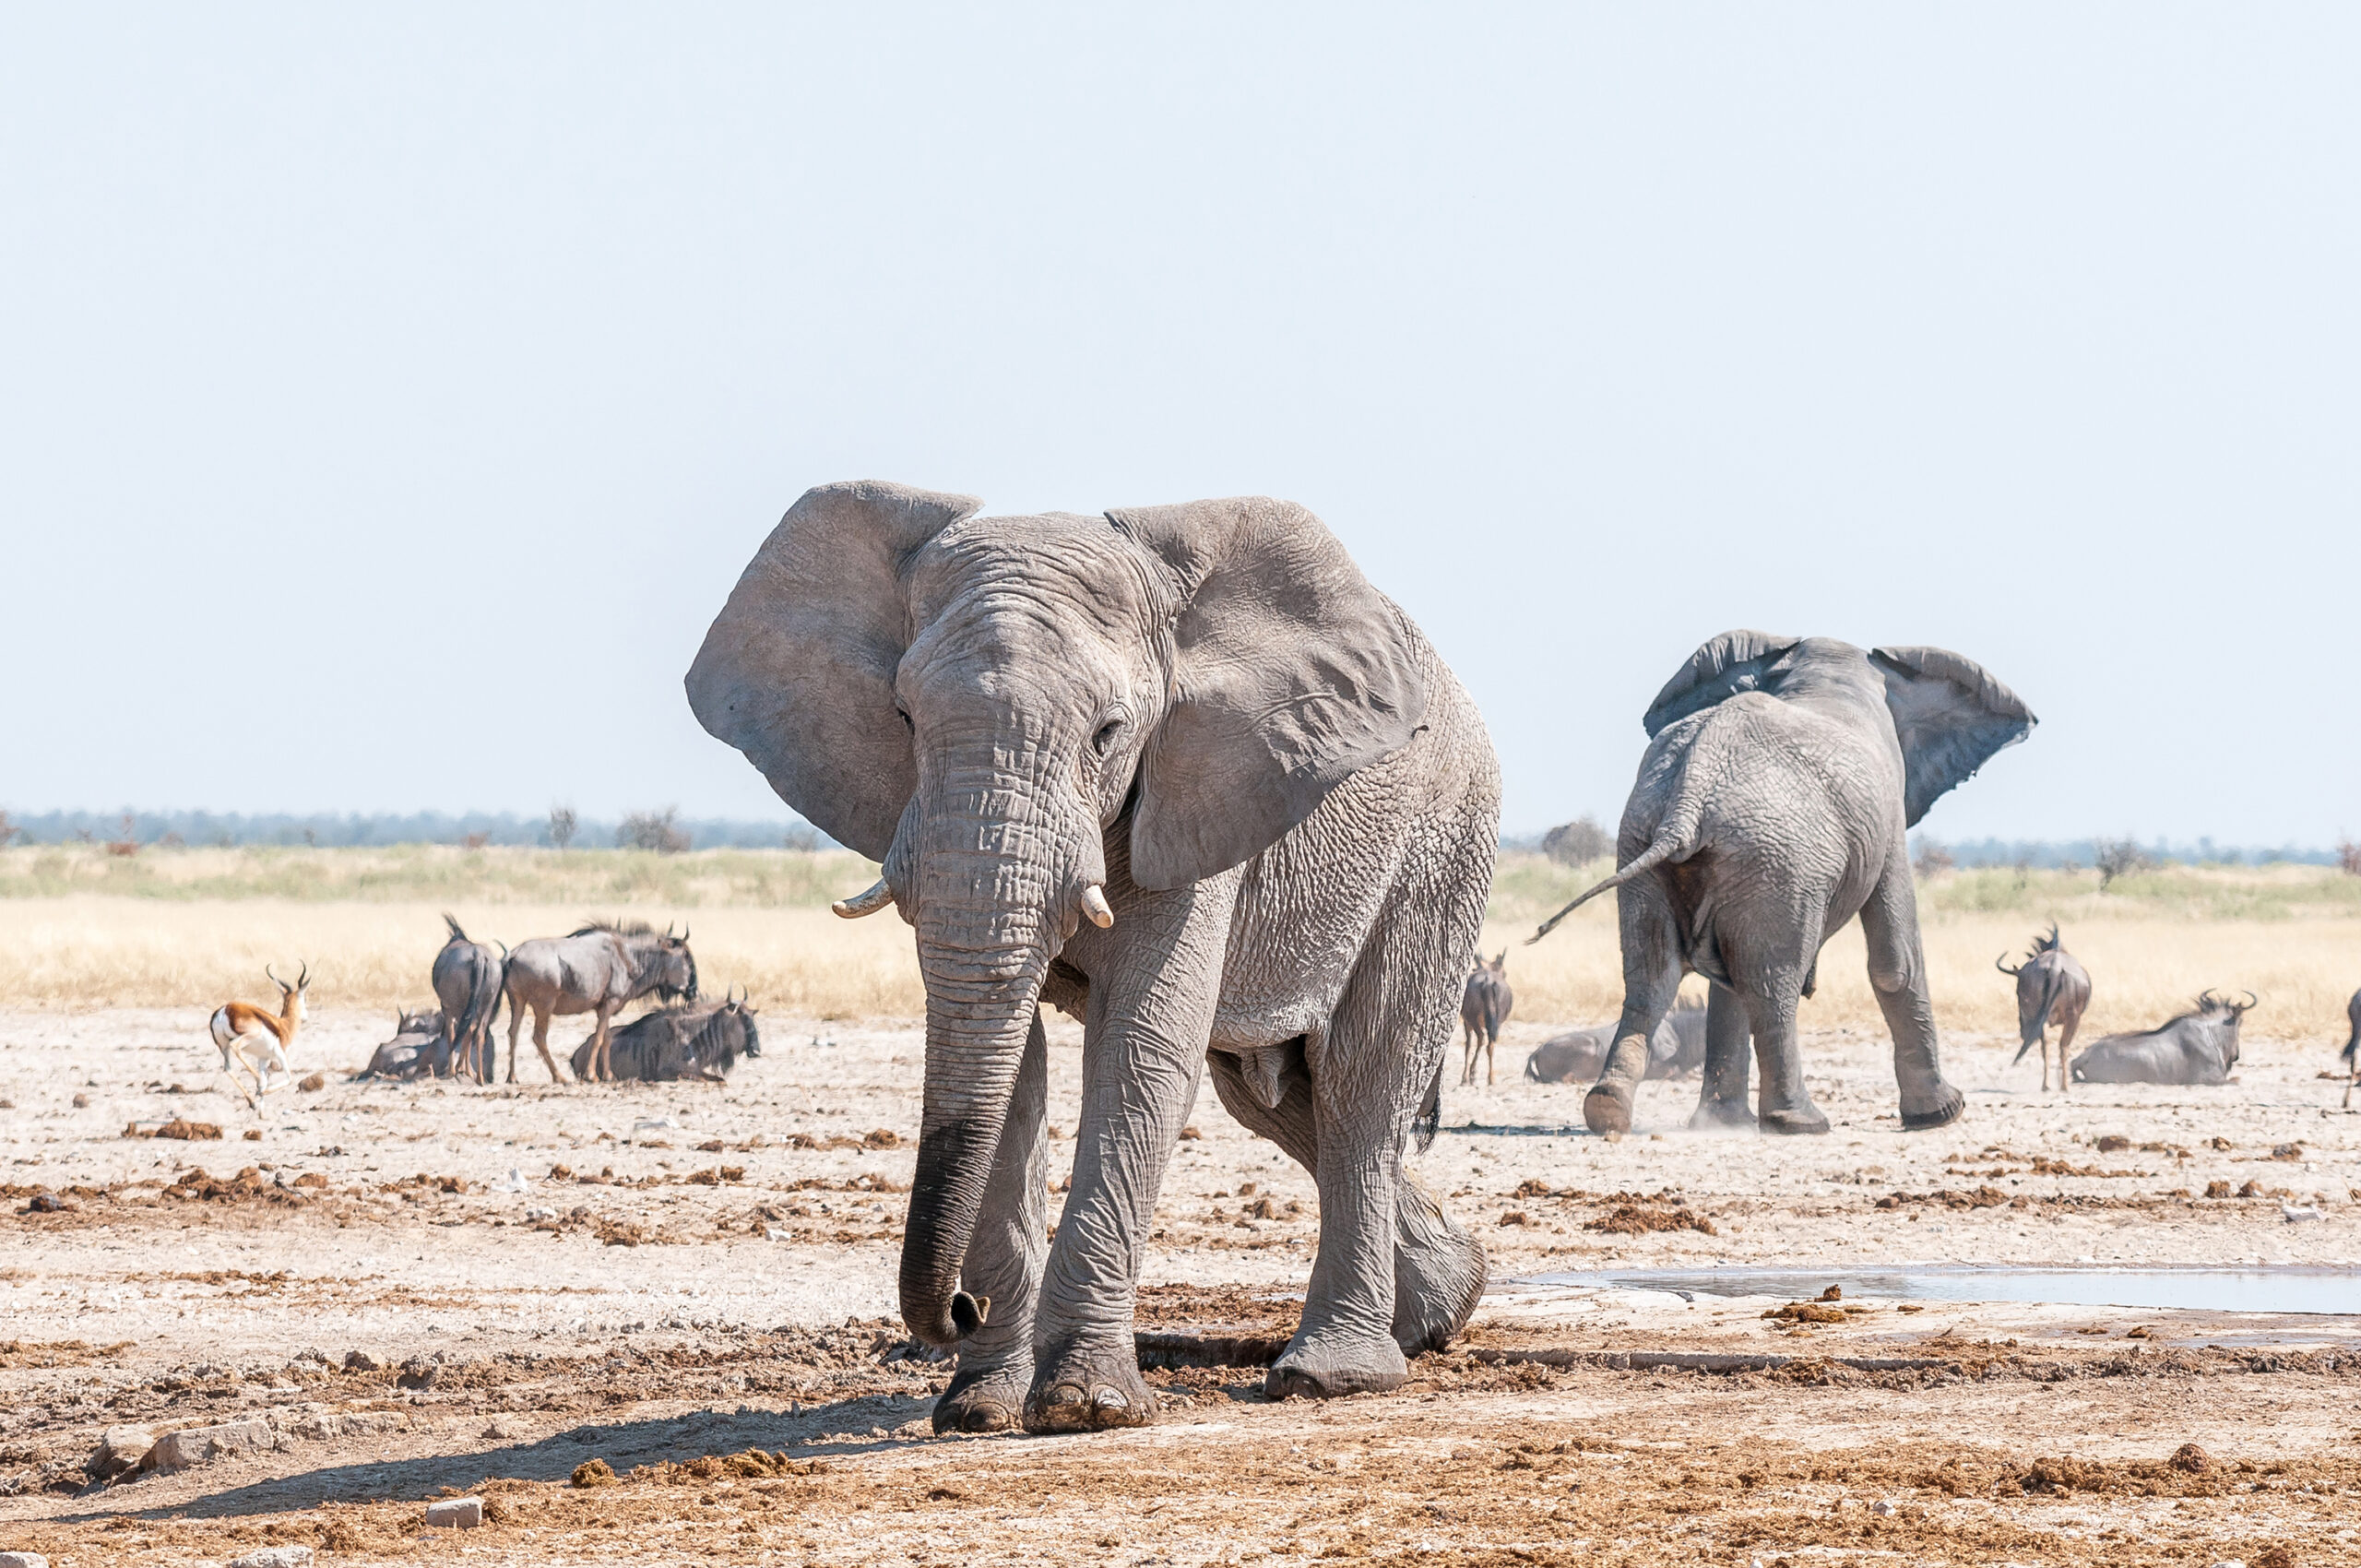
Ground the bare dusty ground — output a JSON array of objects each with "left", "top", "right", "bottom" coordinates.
[{"left": 0, "top": 1006, "right": 2355, "bottom": 1565}]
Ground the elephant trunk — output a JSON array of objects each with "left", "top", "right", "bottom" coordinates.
[{"left": 896, "top": 819, "right": 1059, "bottom": 1349}]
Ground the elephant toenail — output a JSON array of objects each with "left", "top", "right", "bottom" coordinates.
[
  {"left": 1043, "top": 1383, "right": 1086, "bottom": 1408},
  {"left": 1092, "top": 1388, "right": 1127, "bottom": 1411}
]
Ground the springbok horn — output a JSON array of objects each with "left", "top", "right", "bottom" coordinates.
[
  {"left": 267, "top": 964, "right": 284, "bottom": 991},
  {"left": 1080, "top": 885, "right": 1114, "bottom": 929},
  {"left": 296, "top": 959, "right": 309, "bottom": 989},
  {"left": 832, "top": 879, "right": 895, "bottom": 919}
]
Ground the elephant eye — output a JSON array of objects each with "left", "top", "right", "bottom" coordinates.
[
  {"left": 896, "top": 706, "right": 913, "bottom": 733},
  {"left": 1092, "top": 717, "right": 1122, "bottom": 755}
]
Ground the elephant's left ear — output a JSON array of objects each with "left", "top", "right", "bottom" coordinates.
[
  {"left": 1869, "top": 646, "right": 2037, "bottom": 826},
  {"left": 1109, "top": 497, "right": 1427, "bottom": 890}
]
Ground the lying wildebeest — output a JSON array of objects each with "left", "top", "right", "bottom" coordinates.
[
  {"left": 1526, "top": 994, "right": 1707, "bottom": 1084},
  {"left": 432, "top": 915, "right": 505, "bottom": 1083},
  {"left": 2070, "top": 991, "right": 2254, "bottom": 1086},
  {"left": 355, "top": 1008, "right": 445, "bottom": 1081},
  {"left": 1996, "top": 922, "right": 2092, "bottom": 1093},
  {"left": 570, "top": 991, "right": 760, "bottom": 1083},
  {"left": 1459, "top": 953, "right": 1513, "bottom": 1086},
  {"left": 2341, "top": 987, "right": 2360, "bottom": 1108},
  {"left": 503, "top": 920, "right": 696, "bottom": 1083}
]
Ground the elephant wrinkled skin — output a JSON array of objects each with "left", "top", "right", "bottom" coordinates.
[
  {"left": 1536, "top": 632, "right": 2035, "bottom": 1136},
  {"left": 687, "top": 481, "right": 1499, "bottom": 1434}
]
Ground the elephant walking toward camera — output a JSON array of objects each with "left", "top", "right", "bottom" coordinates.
[
  {"left": 689, "top": 481, "right": 1498, "bottom": 1435},
  {"left": 1534, "top": 632, "right": 2035, "bottom": 1135}
]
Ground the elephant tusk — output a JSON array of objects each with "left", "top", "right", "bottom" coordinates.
[
  {"left": 1079, "top": 885, "right": 1114, "bottom": 929},
  {"left": 831, "top": 878, "right": 895, "bottom": 920}
]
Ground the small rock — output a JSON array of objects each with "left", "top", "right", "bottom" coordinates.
[
  {"left": 230, "top": 1548, "right": 315, "bottom": 1568},
  {"left": 424, "top": 1495, "right": 483, "bottom": 1529},
  {"left": 24, "top": 1193, "right": 67, "bottom": 1213},
  {"left": 0, "top": 1552, "right": 50, "bottom": 1568},
  {"left": 2208, "top": 1560, "right": 2246, "bottom": 1568},
  {"left": 297, "top": 1073, "right": 326, "bottom": 1092},
  {"left": 2281, "top": 1204, "right": 2322, "bottom": 1223},
  {"left": 492, "top": 1168, "right": 529, "bottom": 1194},
  {"left": 2169, "top": 1443, "right": 2213, "bottom": 1474},
  {"left": 1869, "top": 1499, "right": 1893, "bottom": 1515},
  {"left": 88, "top": 1423, "right": 157, "bottom": 1479},
  {"left": 481, "top": 1418, "right": 523, "bottom": 1440},
  {"left": 138, "top": 1418, "right": 278, "bottom": 1473},
  {"left": 71, "top": 1093, "right": 89, "bottom": 1109}
]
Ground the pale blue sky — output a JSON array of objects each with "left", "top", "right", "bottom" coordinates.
[{"left": 4, "top": 6, "right": 2355, "bottom": 842}]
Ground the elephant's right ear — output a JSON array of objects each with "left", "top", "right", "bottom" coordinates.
[
  {"left": 685, "top": 481, "right": 980, "bottom": 860},
  {"left": 1641, "top": 630, "right": 1801, "bottom": 737},
  {"left": 1869, "top": 645, "right": 2036, "bottom": 826}
]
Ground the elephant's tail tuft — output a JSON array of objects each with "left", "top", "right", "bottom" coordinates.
[
  {"left": 1414, "top": 1058, "right": 1442, "bottom": 1151},
  {"left": 1528, "top": 823, "right": 1695, "bottom": 944}
]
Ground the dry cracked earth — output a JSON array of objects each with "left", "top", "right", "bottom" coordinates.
[{"left": 0, "top": 1006, "right": 2355, "bottom": 1566}]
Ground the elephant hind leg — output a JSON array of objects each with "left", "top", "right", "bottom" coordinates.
[
  {"left": 1858, "top": 856, "right": 1963, "bottom": 1129},
  {"left": 1689, "top": 980, "right": 1756, "bottom": 1130},
  {"left": 1586, "top": 875, "right": 1682, "bottom": 1135},
  {"left": 1206, "top": 1040, "right": 1485, "bottom": 1367}
]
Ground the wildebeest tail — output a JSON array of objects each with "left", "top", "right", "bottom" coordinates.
[
  {"left": 1528, "top": 804, "right": 1702, "bottom": 944},
  {"left": 2009, "top": 962, "right": 2068, "bottom": 1066},
  {"left": 444, "top": 911, "right": 467, "bottom": 943}
]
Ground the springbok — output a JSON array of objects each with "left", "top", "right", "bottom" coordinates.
[{"left": 209, "top": 962, "right": 308, "bottom": 1106}]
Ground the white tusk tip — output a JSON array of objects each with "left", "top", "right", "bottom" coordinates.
[
  {"left": 1080, "top": 885, "right": 1114, "bottom": 929},
  {"left": 832, "top": 879, "right": 895, "bottom": 919}
]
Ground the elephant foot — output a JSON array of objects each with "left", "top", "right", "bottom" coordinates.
[
  {"left": 1688, "top": 1098, "right": 1757, "bottom": 1132},
  {"left": 931, "top": 1359, "right": 1029, "bottom": 1435},
  {"left": 1583, "top": 1083, "right": 1635, "bottom": 1135},
  {"left": 1022, "top": 1341, "right": 1157, "bottom": 1434},
  {"left": 1899, "top": 1081, "right": 1966, "bottom": 1131},
  {"left": 1266, "top": 1331, "right": 1408, "bottom": 1401},
  {"left": 1392, "top": 1178, "right": 1488, "bottom": 1355},
  {"left": 1759, "top": 1102, "right": 1832, "bottom": 1135}
]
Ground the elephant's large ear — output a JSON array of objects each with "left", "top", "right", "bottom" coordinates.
[
  {"left": 685, "top": 481, "right": 981, "bottom": 860},
  {"left": 1869, "top": 645, "right": 2036, "bottom": 826},
  {"left": 1642, "top": 630, "right": 1801, "bottom": 737},
  {"left": 1109, "top": 497, "right": 1426, "bottom": 890}
]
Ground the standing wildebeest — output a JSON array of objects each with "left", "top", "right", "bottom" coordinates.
[
  {"left": 2340, "top": 987, "right": 2360, "bottom": 1108},
  {"left": 1459, "top": 953, "right": 1513, "bottom": 1085},
  {"left": 1995, "top": 922, "right": 2092, "bottom": 1093},
  {"left": 573, "top": 991, "right": 761, "bottom": 1083},
  {"left": 1525, "top": 994, "right": 1708, "bottom": 1084},
  {"left": 502, "top": 921, "right": 696, "bottom": 1083},
  {"left": 432, "top": 915, "right": 506, "bottom": 1083},
  {"left": 2070, "top": 991, "right": 2254, "bottom": 1086}
]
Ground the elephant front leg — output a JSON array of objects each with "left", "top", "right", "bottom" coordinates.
[
  {"left": 1688, "top": 980, "right": 1756, "bottom": 1129},
  {"left": 1859, "top": 861, "right": 1964, "bottom": 1130},
  {"left": 1024, "top": 881, "right": 1232, "bottom": 1435},
  {"left": 933, "top": 1010, "right": 1050, "bottom": 1433}
]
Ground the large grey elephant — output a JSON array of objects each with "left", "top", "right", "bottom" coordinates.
[
  {"left": 686, "top": 481, "right": 1499, "bottom": 1433},
  {"left": 1534, "top": 631, "right": 2035, "bottom": 1135}
]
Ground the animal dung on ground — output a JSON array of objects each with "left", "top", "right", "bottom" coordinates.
[
  {"left": 1584, "top": 1202, "right": 1716, "bottom": 1236},
  {"left": 123, "top": 1117, "right": 222, "bottom": 1140},
  {"left": 297, "top": 1073, "right": 325, "bottom": 1091},
  {"left": 571, "top": 1457, "right": 617, "bottom": 1488},
  {"left": 423, "top": 1495, "right": 483, "bottom": 1529}
]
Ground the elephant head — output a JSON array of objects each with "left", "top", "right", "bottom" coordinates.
[
  {"left": 1641, "top": 630, "right": 2035, "bottom": 826},
  {"left": 685, "top": 481, "right": 1423, "bottom": 1346}
]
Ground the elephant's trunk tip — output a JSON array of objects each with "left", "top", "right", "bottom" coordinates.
[
  {"left": 1080, "top": 885, "right": 1114, "bottom": 929},
  {"left": 833, "top": 878, "right": 895, "bottom": 920},
  {"left": 952, "top": 1290, "right": 991, "bottom": 1335}
]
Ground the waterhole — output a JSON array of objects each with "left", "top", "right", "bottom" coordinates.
[{"left": 1519, "top": 1266, "right": 2356, "bottom": 1316}]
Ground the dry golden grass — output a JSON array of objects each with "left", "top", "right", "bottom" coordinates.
[
  {"left": 3, "top": 849, "right": 2354, "bottom": 1044},
  {"left": 0, "top": 898, "right": 925, "bottom": 1017}
]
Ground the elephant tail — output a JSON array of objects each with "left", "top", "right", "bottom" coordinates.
[{"left": 1528, "top": 820, "right": 1696, "bottom": 944}]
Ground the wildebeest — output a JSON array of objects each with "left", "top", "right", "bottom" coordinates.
[
  {"left": 356, "top": 1008, "right": 445, "bottom": 1081},
  {"left": 1996, "top": 922, "right": 2092, "bottom": 1093},
  {"left": 1526, "top": 996, "right": 1707, "bottom": 1084},
  {"left": 432, "top": 915, "right": 506, "bottom": 1083},
  {"left": 503, "top": 920, "right": 696, "bottom": 1083},
  {"left": 1460, "top": 953, "right": 1513, "bottom": 1086},
  {"left": 2070, "top": 991, "right": 2255, "bottom": 1086},
  {"left": 2340, "top": 987, "right": 2360, "bottom": 1108},
  {"left": 571, "top": 992, "right": 760, "bottom": 1083}
]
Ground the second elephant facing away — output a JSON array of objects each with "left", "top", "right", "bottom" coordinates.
[
  {"left": 1536, "top": 631, "right": 2035, "bottom": 1136},
  {"left": 687, "top": 481, "right": 1500, "bottom": 1435}
]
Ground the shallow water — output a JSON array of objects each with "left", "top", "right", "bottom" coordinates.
[{"left": 1519, "top": 1265, "right": 2358, "bottom": 1316}]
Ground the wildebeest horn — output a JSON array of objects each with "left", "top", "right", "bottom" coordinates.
[
  {"left": 681, "top": 924, "right": 689, "bottom": 944},
  {"left": 1994, "top": 953, "right": 2022, "bottom": 976},
  {"left": 833, "top": 879, "right": 894, "bottom": 919},
  {"left": 2238, "top": 990, "right": 2258, "bottom": 1011}
]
